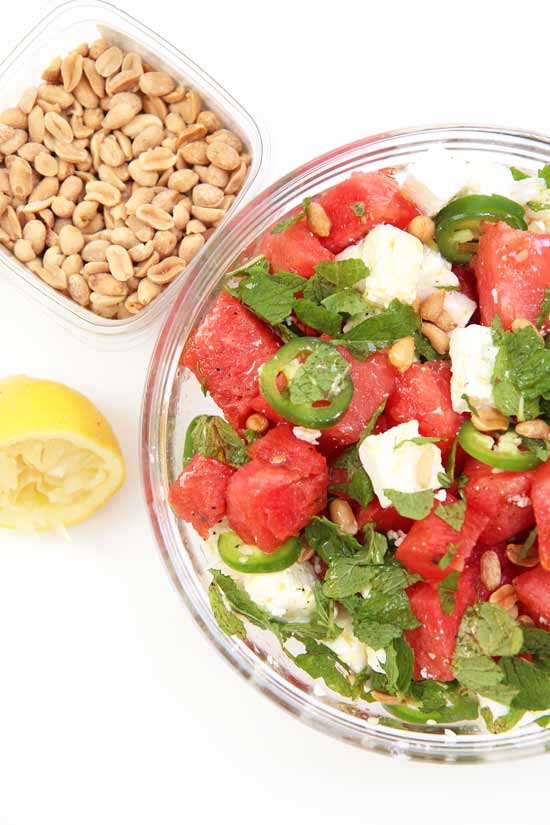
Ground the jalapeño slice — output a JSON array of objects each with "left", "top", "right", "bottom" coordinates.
[
  {"left": 435, "top": 195, "right": 527, "bottom": 264},
  {"left": 457, "top": 420, "right": 543, "bottom": 471},
  {"left": 218, "top": 530, "right": 301, "bottom": 573},
  {"left": 259, "top": 337, "right": 353, "bottom": 428}
]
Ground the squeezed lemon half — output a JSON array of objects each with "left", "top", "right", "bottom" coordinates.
[{"left": 0, "top": 376, "right": 126, "bottom": 530}]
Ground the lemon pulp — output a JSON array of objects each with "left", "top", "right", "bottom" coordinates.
[{"left": 0, "top": 376, "right": 125, "bottom": 530}]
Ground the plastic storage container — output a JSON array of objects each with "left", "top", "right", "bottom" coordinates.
[
  {"left": 0, "top": 0, "right": 265, "bottom": 344},
  {"left": 142, "top": 124, "right": 550, "bottom": 762}
]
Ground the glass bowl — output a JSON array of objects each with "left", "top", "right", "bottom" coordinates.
[
  {"left": 0, "top": 0, "right": 265, "bottom": 345},
  {"left": 142, "top": 125, "right": 550, "bottom": 762}
]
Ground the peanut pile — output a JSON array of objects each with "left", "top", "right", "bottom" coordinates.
[{"left": 0, "top": 40, "right": 250, "bottom": 319}]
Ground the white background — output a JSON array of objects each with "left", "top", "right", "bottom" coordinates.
[{"left": 1, "top": 0, "right": 549, "bottom": 822}]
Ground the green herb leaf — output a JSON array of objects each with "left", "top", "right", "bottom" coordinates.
[
  {"left": 321, "top": 289, "right": 366, "bottom": 316},
  {"left": 536, "top": 286, "right": 550, "bottom": 328},
  {"left": 208, "top": 581, "right": 246, "bottom": 639},
  {"left": 322, "top": 553, "right": 375, "bottom": 598},
  {"left": 271, "top": 197, "right": 311, "bottom": 234},
  {"left": 438, "top": 542, "right": 460, "bottom": 570},
  {"left": 437, "top": 570, "right": 460, "bottom": 616},
  {"left": 522, "top": 626, "right": 550, "bottom": 657},
  {"left": 539, "top": 165, "right": 550, "bottom": 188},
  {"left": 414, "top": 330, "right": 442, "bottom": 362},
  {"left": 293, "top": 298, "right": 342, "bottom": 336},
  {"left": 329, "top": 446, "right": 374, "bottom": 508},
  {"left": 349, "top": 201, "right": 366, "bottom": 217},
  {"left": 384, "top": 637, "right": 415, "bottom": 695},
  {"left": 388, "top": 680, "right": 480, "bottom": 725},
  {"left": 536, "top": 715, "right": 550, "bottom": 728},
  {"left": 519, "top": 527, "right": 538, "bottom": 562},
  {"left": 184, "top": 415, "right": 249, "bottom": 468},
  {"left": 496, "top": 323, "right": 550, "bottom": 402},
  {"left": 383, "top": 489, "right": 434, "bottom": 520},
  {"left": 435, "top": 498, "right": 466, "bottom": 531},
  {"left": 304, "top": 516, "right": 362, "bottom": 563},
  {"left": 455, "top": 603, "right": 524, "bottom": 659},
  {"left": 501, "top": 656, "right": 550, "bottom": 711},
  {"left": 510, "top": 166, "right": 529, "bottom": 181},
  {"left": 271, "top": 269, "right": 307, "bottom": 291},
  {"left": 396, "top": 436, "right": 443, "bottom": 449},
  {"left": 237, "top": 270, "right": 295, "bottom": 325},
  {"left": 480, "top": 705, "right": 525, "bottom": 734},
  {"left": 293, "top": 640, "right": 355, "bottom": 698},
  {"left": 288, "top": 344, "right": 351, "bottom": 406},
  {"left": 527, "top": 200, "right": 550, "bottom": 213},
  {"left": 336, "top": 299, "right": 420, "bottom": 359}
]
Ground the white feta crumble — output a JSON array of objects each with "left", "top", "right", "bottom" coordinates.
[
  {"left": 461, "top": 161, "right": 514, "bottom": 199},
  {"left": 401, "top": 149, "right": 469, "bottom": 215},
  {"left": 337, "top": 224, "right": 423, "bottom": 308},
  {"left": 292, "top": 426, "right": 322, "bottom": 445},
  {"left": 511, "top": 175, "right": 548, "bottom": 206},
  {"left": 434, "top": 489, "right": 447, "bottom": 502},
  {"left": 242, "top": 564, "right": 317, "bottom": 620},
  {"left": 358, "top": 420, "right": 444, "bottom": 509},
  {"left": 324, "top": 612, "right": 369, "bottom": 673},
  {"left": 449, "top": 324, "right": 498, "bottom": 414},
  {"left": 417, "top": 247, "right": 476, "bottom": 328},
  {"left": 442, "top": 290, "right": 477, "bottom": 328},
  {"left": 387, "top": 529, "right": 407, "bottom": 547},
  {"left": 507, "top": 494, "right": 531, "bottom": 509}
]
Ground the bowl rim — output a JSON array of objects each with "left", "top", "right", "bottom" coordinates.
[{"left": 141, "top": 123, "right": 550, "bottom": 762}]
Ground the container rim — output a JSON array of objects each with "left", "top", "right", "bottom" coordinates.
[
  {"left": 0, "top": 0, "right": 267, "bottom": 343},
  {"left": 141, "top": 123, "right": 550, "bottom": 762}
]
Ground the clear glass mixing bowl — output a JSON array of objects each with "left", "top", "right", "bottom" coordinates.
[{"left": 141, "top": 125, "right": 550, "bottom": 762}]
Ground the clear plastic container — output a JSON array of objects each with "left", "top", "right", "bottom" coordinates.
[
  {"left": 0, "top": 0, "right": 265, "bottom": 345},
  {"left": 142, "top": 125, "right": 550, "bottom": 762}
]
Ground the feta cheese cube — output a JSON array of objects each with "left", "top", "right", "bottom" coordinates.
[
  {"left": 417, "top": 247, "right": 459, "bottom": 300},
  {"left": 324, "top": 612, "right": 386, "bottom": 674},
  {"left": 358, "top": 420, "right": 444, "bottom": 509},
  {"left": 337, "top": 225, "right": 423, "bottom": 308},
  {"left": 443, "top": 290, "right": 477, "bottom": 328},
  {"left": 241, "top": 563, "right": 317, "bottom": 620},
  {"left": 462, "top": 161, "right": 514, "bottom": 199},
  {"left": 511, "top": 175, "right": 548, "bottom": 206},
  {"left": 401, "top": 150, "right": 469, "bottom": 216},
  {"left": 449, "top": 324, "right": 498, "bottom": 414},
  {"left": 292, "top": 426, "right": 322, "bottom": 445}
]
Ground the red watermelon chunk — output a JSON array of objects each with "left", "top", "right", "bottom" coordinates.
[
  {"left": 168, "top": 454, "right": 233, "bottom": 538},
  {"left": 531, "top": 458, "right": 550, "bottom": 571},
  {"left": 396, "top": 493, "right": 489, "bottom": 582},
  {"left": 463, "top": 459, "right": 534, "bottom": 545},
  {"left": 181, "top": 292, "right": 280, "bottom": 430},
  {"left": 226, "top": 424, "right": 328, "bottom": 552},
  {"left": 319, "top": 349, "right": 397, "bottom": 453},
  {"left": 318, "top": 171, "right": 419, "bottom": 254},
  {"left": 385, "top": 361, "right": 463, "bottom": 461},
  {"left": 259, "top": 217, "right": 334, "bottom": 278},
  {"left": 474, "top": 222, "right": 550, "bottom": 329},
  {"left": 514, "top": 565, "right": 550, "bottom": 627},
  {"left": 405, "top": 568, "right": 478, "bottom": 681}
]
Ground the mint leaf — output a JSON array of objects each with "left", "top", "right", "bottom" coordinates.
[
  {"left": 519, "top": 527, "right": 538, "bottom": 562},
  {"left": 312, "top": 583, "right": 340, "bottom": 641},
  {"left": 226, "top": 255, "right": 270, "bottom": 279},
  {"left": 238, "top": 270, "right": 295, "bottom": 324},
  {"left": 438, "top": 542, "right": 459, "bottom": 570},
  {"left": 414, "top": 329, "right": 442, "bottom": 362},
  {"left": 384, "top": 637, "right": 415, "bottom": 695},
  {"left": 388, "top": 681, "right": 480, "bottom": 725},
  {"left": 536, "top": 286, "right": 550, "bottom": 328},
  {"left": 336, "top": 299, "right": 420, "bottom": 359},
  {"left": 184, "top": 415, "right": 249, "bottom": 468},
  {"left": 383, "top": 489, "right": 434, "bottom": 520},
  {"left": 293, "top": 640, "right": 356, "bottom": 698},
  {"left": 501, "top": 656, "right": 550, "bottom": 710},
  {"left": 304, "top": 516, "right": 362, "bottom": 562},
  {"left": 353, "top": 620, "right": 402, "bottom": 649},
  {"left": 271, "top": 269, "right": 307, "bottom": 291},
  {"left": 271, "top": 198, "right": 311, "bottom": 234},
  {"left": 539, "top": 165, "right": 550, "bottom": 187},
  {"left": 481, "top": 705, "right": 525, "bottom": 734},
  {"left": 321, "top": 289, "right": 366, "bottom": 316},
  {"left": 435, "top": 499, "right": 466, "bottom": 531},
  {"left": 437, "top": 570, "right": 460, "bottom": 616},
  {"left": 522, "top": 626, "right": 550, "bottom": 656},
  {"left": 396, "top": 436, "right": 443, "bottom": 449},
  {"left": 452, "top": 604, "right": 524, "bottom": 697},
  {"left": 349, "top": 201, "right": 366, "bottom": 217},
  {"left": 497, "top": 324, "right": 550, "bottom": 401},
  {"left": 329, "top": 446, "right": 374, "bottom": 508},
  {"left": 288, "top": 344, "right": 350, "bottom": 406},
  {"left": 293, "top": 298, "right": 342, "bottom": 336},
  {"left": 510, "top": 166, "right": 529, "bottom": 181},
  {"left": 322, "top": 553, "right": 375, "bottom": 598},
  {"left": 210, "top": 569, "right": 274, "bottom": 630},
  {"left": 208, "top": 581, "right": 246, "bottom": 639}
]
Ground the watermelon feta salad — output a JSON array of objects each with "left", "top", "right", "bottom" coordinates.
[{"left": 169, "top": 150, "right": 550, "bottom": 734}]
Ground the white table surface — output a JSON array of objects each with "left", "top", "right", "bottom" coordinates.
[{"left": 1, "top": 0, "right": 549, "bottom": 821}]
